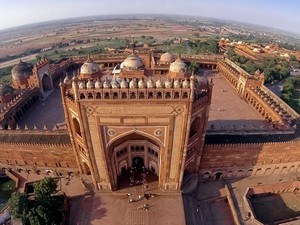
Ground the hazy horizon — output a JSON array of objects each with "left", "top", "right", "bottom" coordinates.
[{"left": 0, "top": 0, "right": 299, "bottom": 35}]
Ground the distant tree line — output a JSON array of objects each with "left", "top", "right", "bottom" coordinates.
[
  {"left": 189, "top": 39, "right": 219, "bottom": 54},
  {"left": 281, "top": 76, "right": 300, "bottom": 111},
  {"left": 226, "top": 47, "right": 297, "bottom": 83},
  {"left": 0, "top": 48, "right": 41, "bottom": 64}
]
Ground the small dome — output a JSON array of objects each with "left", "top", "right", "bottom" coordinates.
[
  {"left": 160, "top": 52, "right": 175, "bottom": 63},
  {"left": 221, "top": 37, "right": 225, "bottom": 41},
  {"left": 147, "top": 79, "right": 155, "bottom": 88},
  {"left": 103, "top": 78, "right": 111, "bottom": 88},
  {"left": 182, "top": 79, "right": 190, "bottom": 88},
  {"left": 156, "top": 79, "right": 164, "bottom": 88},
  {"left": 111, "top": 79, "right": 119, "bottom": 89},
  {"left": 138, "top": 79, "right": 146, "bottom": 88},
  {"left": 86, "top": 80, "right": 94, "bottom": 89},
  {"left": 11, "top": 59, "right": 33, "bottom": 81},
  {"left": 0, "top": 85, "right": 14, "bottom": 96},
  {"left": 120, "top": 79, "right": 128, "bottom": 88},
  {"left": 78, "top": 81, "right": 86, "bottom": 89},
  {"left": 80, "top": 55, "right": 99, "bottom": 74},
  {"left": 173, "top": 79, "right": 182, "bottom": 88},
  {"left": 169, "top": 58, "right": 187, "bottom": 73},
  {"left": 95, "top": 79, "right": 103, "bottom": 89},
  {"left": 122, "top": 54, "right": 144, "bottom": 71},
  {"left": 164, "top": 79, "right": 172, "bottom": 88},
  {"left": 129, "top": 79, "right": 137, "bottom": 89}
]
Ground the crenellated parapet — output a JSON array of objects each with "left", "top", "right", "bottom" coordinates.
[
  {"left": 62, "top": 77, "right": 200, "bottom": 101},
  {"left": 0, "top": 127, "right": 71, "bottom": 147}
]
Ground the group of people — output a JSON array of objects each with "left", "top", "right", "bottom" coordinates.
[{"left": 129, "top": 167, "right": 148, "bottom": 187}]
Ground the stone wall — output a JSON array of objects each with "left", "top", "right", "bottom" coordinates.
[
  {"left": 0, "top": 135, "right": 78, "bottom": 176},
  {"left": 199, "top": 141, "right": 300, "bottom": 180}
]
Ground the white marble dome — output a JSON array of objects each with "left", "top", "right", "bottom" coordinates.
[
  {"left": 122, "top": 54, "right": 144, "bottom": 71},
  {"left": 169, "top": 58, "right": 187, "bottom": 73},
  {"left": 164, "top": 79, "right": 172, "bottom": 88},
  {"left": 86, "top": 80, "right": 94, "bottom": 89},
  {"left": 147, "top": 79, "right": 154, "bottom": 88},
  {"left": 160, "top": 52, "right": 175, "bottom": 64},
  {"left": 95, "top": 79, "right": 103, "bottom": 89},
  {"left": 103, "top": 78, "right": 111, "bottom": 88},
  {"left": 173, "top": 79, "right": 182, "bottom": 88},
  {"left": 138, "top": 79, "right": 146, "bottom": 88},
  {"left": 11, "top": 59, "right": 33, "bottom": 81},
  {"left": 111, "top": 79, "right": 119, "bottom": 89},
  {"left": 120, "top": 79, "right": 128, "bottom": 88},
  {"left": 80, "top": 56, "right": 99, "bottom": 74},
  {"left": 129, "top": 79, "right": 137, "bottom": 88},
  {"left": 156, "top": 79, "right": 164, "bottom": 88}
]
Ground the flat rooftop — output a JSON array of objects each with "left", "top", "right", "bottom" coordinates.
[
  {"left": 18, "top": 88, "right": 65, "bottom": 130},
  {"left": 204, "top": 71, "right": 271, "bottom": 132},
  {"left": 183, "top": 171, "right": 300, "bottom": 225},
  {"left": 250, "top": 192, "right": 300, "bottom": 224}
]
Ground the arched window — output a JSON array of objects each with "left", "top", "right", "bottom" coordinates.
[
  {"left": 165, "top": 92, "right": 171, "bottom": 99},
  {"left": 113, "top": 92, "right": 118, "bottom": 99},
  {"left": 104, "top": 92, "right": 110, "bottom": 99},
  {"left": 157, "top": 92, "right": 162, "bottom": 99},
  {"left": 174, "top": 92, "right": 180, "bottom": 99},
  {"left": 96, "top": 92, "right": 101, "bottom": 99},
  {"left": 148, "top": 92, "right": 153, "bottom": 99},
  {"left": 88, "top": 92, "right": 93, "bottom": 99},
  {"left": 122, "top": 92, "right": 127, "bottom": 99},
  {"left": 80, "top": 93, "right": 85, "bottom": 99},
  {"left": 73, "top": 118, "right": 81, "bottom": 136},
  {"left": 130, "top": 92, "right": 136, "bottom": 99},
  {"left": 183, "top": 92, "right": 188, "bottom": 99},
  {"left": 139, "top": 92, "right": 145, "bottom": 99}
]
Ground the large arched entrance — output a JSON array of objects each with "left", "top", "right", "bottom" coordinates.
[
  {"left": 41, "top": 74, "right": 52, "bottom": 92},
  {"left": 108, "top": 133, "right": 162, "bottom": 190}
]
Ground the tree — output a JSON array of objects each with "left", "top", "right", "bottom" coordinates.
[
  {"left": 33, "top": 176, "right": 57, "bottom": 199},
  {"left": 8, "top": 192, "right": 30, "bottom": 223},
  {"left": 8, "top": 177, "right": 62, "bottom": 225},
  {"left": 188, "top": 61, "right": 199, "bottom": 74}
]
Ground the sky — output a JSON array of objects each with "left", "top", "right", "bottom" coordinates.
[{"left": 0, "top": 0, "right": 299, "bottom": 34}]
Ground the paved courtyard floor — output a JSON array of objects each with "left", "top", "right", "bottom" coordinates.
[
  {"left": 203, "top": 71, "right": 272, "bottom": 133},
  {"left": 18, "top": 88, "right": 65, "bottom": 130}
]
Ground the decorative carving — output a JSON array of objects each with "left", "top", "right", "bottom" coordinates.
[
  {"left": 154, "top": 129, "right": 163, "bottom": 136},
  {"left": 171, "top": 105, "right": 184, "bottom": 117},
  {"left": 107, "top": 129, "right": 116, "bottom": 136},
  {"left": 85, "top": 105, "right": 97, "bottom": 117}
]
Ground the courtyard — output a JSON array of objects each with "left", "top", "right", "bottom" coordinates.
[{"left": 203, "top": 71, "right": 272, "bottom": 133}]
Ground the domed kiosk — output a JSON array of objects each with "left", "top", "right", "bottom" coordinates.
[
  {"left": 119, "top": 53, "right": 146, "bottom": 79},
  {"left": 159, "top": 52, "right": 175, "bottom": 65},
  {"left": 167, "top": 56, "right": 189, "bottom": 79},
  {"left": 122, "top": 53, "right": 144, "bottom": 71},
  {"left": 79, "top": 55, "right": 101, "bottom": 79},
  {"left": 11, "top": 59, "right": 33, "bottom": 89}
]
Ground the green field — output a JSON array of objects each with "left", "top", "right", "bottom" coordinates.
[{"left": 0, "top": 177, "right": 15, "bottom": 211}]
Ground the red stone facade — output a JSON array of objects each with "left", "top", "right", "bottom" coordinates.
[{"left": 199, "top": 141, "right": 300, "bottom": 180}]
